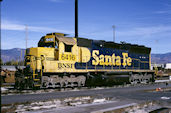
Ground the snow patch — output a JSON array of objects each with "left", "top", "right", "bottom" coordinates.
[
  {"left": 161, "top": 96, "right": 170, "bottom": 100},
  {"left": 1, "top": 87, "right": 8, "bottom": 91},
  {"left": 0, "top": 96, "right": 112, "bottom": 112},
  {"left": 93, "top": 98, "right": 106, "bottom": 103},
  {"left": 155, "top": 80, "right": 170, "bottom": 83}
]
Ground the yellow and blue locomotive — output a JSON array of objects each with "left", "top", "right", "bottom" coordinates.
[{"left": 15, "top": 32, "right": 155, "bottom": 89}]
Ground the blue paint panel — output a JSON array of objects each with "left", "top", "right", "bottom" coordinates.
[{"left": 75, "top": 41, "right": 150, "bottom": 70}]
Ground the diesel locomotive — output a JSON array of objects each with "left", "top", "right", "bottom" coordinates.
[
  {"left": 15, "top": 0, "right": 155, "bottom": 89},
  {"left": 15, "top": 32, "right": 155, "bottom": 89}
]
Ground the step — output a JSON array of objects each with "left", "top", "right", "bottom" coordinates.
[{"left": 34, "top": 79, "right": 40, "bottom": 81}]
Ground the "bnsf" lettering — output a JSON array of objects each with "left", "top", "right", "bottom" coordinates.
[{"left": 58, "top": 63, "right": 74, "bottom": 69}]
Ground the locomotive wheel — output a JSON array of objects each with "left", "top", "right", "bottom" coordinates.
[
  {"left": 148, "top": 74, "right": 153, "bottom": 83},
  {"left": 64, "top": 81, "right": 68, "bottom": 87},
  {"left": 129, "top": 76, "right": 135, "bottom": 84},
  {"left": 129, "top": 77, "right": 138, "bottom": 84},
  {"left": 60, "top": 82, "right": 64, "bottom": 87}
]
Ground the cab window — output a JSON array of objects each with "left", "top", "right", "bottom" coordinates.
[{"left": 65, "top": 44, "right": 72, "bottom": 52}]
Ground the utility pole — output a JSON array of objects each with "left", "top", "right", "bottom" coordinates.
[
  {"left": 112, "top": 25, "right": 115, "bottom": 42},
  {"left": 20, "top": 49, "right": 22, "bottom": 66},
  {"left": 25, "top": 25, "right": 28, "bottom": 49},
  {"left": 75, "top": 0, "right": 78, "bottom": 38}
]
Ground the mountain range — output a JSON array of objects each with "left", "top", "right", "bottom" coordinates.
[
  {"left": 151, "top": 52, "right": 171, "bottom": 64},
  {"left": 1, "top": 48, "right": 25, "bottom": 63},
  {"left": 1, "top": 48, "right": 171, "bottom": 64}
]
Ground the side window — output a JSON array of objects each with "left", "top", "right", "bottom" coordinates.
[{"left": 65, "top": 44, "right": 72, "bottom": 52}]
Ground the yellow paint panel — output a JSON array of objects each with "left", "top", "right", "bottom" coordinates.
[
  {"left": 72, "top": 44, "right": 79, "bottom": 61},
  {"left": 43, "top": 60, "right": 76, "bottom": 72},
  {"left": 54, "top": 33, "right": 65, "bottom": 36},
  {"left": 37, "top": 47, "right": 55, "bottom": 57},
  {"left": 59, "top": 42, "right": 65, "bottom": 53},
  {"left": 80, "top": 47, "right": 91, "bottom": 63}
]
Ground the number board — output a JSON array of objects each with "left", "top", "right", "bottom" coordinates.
[
  {"left": 60, "top": 53, "right": 76, "bottom": 61},
  {"left": 45, "top": 38, "right": 54, "bottom": 42}
]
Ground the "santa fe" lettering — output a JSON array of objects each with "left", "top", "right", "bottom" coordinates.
[{"left": 92, "top": 50, "right": 132, "bottom": 66}]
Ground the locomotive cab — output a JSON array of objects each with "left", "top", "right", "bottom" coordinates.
[
  {"left": 37, "top": 32, "right": 76, "bottom": 61},
  {"left": 25, "top": 32, "right": 79, "bottom": 71},
  {"left": 38, "top": 32, "right": 66, "bottom": 48}
]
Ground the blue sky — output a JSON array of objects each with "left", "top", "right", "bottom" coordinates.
[{"left": 1, "top": 0, "right": 171, "bottom": 53}]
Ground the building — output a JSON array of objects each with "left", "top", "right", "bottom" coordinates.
[
  {"left": 165, "top": 63, "right": 171, "bottom": 69},
  {"left": 151, "top": 63, "right": 164, "bottom": 70}
]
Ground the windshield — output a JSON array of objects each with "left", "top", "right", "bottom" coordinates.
[
  {"left": 43, "top": 42, "right": 54, "bottom": 48},
  {"left": 38, "top": 36, "right": 59, "bottom": 48}
]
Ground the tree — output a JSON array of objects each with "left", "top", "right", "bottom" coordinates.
[{"left": 0, "top": 58, "right": 3, "bottom": 65}]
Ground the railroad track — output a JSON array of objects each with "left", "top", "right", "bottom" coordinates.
[
  {"left": 2, "top": 82, "right": 171, "bottom": 105},
  {"left": 2, "top": 82, "right": 171, "bottom": 113},
  {"left": 1, "top": 79, "right": 170, "bottom": 96}
]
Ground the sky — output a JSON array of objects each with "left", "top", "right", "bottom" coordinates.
[{"left": 1, "top": 0, "right": 171, "bottom": 54}]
